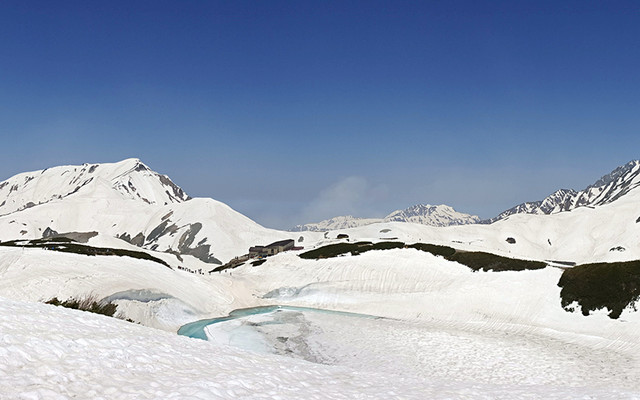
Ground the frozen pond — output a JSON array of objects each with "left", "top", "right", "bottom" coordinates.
[
  {"left": 177, "top": 305, "right": 381, "bottom": 340},
  {"left": 179, "top": 306, "right": 640, "bottom": 394}
]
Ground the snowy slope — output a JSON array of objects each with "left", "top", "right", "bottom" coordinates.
[
  {"left": 0, "top": 159, "right": 314, "bottom": 264},
  {"left": 305, "top": 173, "right": 640, "bottom": 265},
  {"left": 2, "top": 159, "right": 640, "bottom": 399},
  {"left": 292, "top": 204, "right": 479, "bottom": 231},
  {"left": 2, "top": 275, "right": 640, "bottom": 399},
  {"left": 0, "top": 158, "right": 188, "bottom": 216},
  {"left": 0, "top": 296, "right": 439, "bottom": 400},
  {"left": 485, "top": 160, "right": 640, "bottom": 223}
]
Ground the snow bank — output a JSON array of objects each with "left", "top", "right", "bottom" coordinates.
[{"left": 2, "top": 296, "right": 638, "bottom": 399}]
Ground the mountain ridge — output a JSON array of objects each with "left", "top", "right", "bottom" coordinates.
[
  {"left": 0, "top": 158, "right": 189, "bottom": 217},
  {"left": 0, "top": 159, "right": 302, "bottom": 265},
  {"left": 483, "top": 160, "right": 640, "bottom": 223},
  {"left": 291, "top": 204, "right": 480, "bottom": 232}
]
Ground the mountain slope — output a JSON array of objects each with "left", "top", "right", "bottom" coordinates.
[
  {"left": 0, "top": 159, "right": 307, "bottom": 265},
  {"left": 0, "top": 158, "right": 189, "bottom": 217},
  {"left": 485, "top": 160, "right": 640, "bottom": 223}
]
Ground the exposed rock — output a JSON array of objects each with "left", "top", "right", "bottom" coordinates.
[
  {"left": 146, "top": 221, "right": 179, "bottom": 243},
  {"left": 130, "top": 233, "right": 145, "bottom": 247},
  {"left": 176, "top": 223, "right": 221, "bottom": 265},
  {"left": 158, "top": 174, "right": 190, "bottom": 202},
  {"left": 43, "top": 230, "right": 98, "bottom": 243},
  {"left": 42, "top": 227, "right": 59, "bottom": 238}
]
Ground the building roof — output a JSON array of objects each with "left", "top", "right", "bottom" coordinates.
[{"left": 266, "top": 239, "right": 294, "bottom": 248}]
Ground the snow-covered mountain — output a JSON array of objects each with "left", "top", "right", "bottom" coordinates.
[
  {"left": 384, "top": 204, "right": 480, "bottom": 226},
  {"left": 291, "top": 204, "right": 479, "bottom": 231},
  {"left": 484, "top": 160, "right": 640, "bottom": 223},
  {"left": 0, "top": 158, "right": 189, "bottom": 216},
  {"left": 290, "top": 215, "right": 383, "bottom": 232},
  {"left": 2, "top": 158, "right": 640, "bottom": 399},
  {"left": 0, "top": 159, "right": 307, "bottom": 265}
]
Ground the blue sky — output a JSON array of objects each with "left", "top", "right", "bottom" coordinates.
[{"left": 1, "top": 1, "right": 639, "bottom": 229}]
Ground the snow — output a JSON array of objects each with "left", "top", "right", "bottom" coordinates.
[
  {"left": 0, "top": 159, "right": 319, "bottom": 265},
  {"left": 202, "top": 308, "right": 640, "bottom": 392},
  {"left": 2, "top": 296, "right": 639, "bottom": 399},
  {"left": 292, "top": 204, "right": 479, "bottom": 231},
  {"left": 0, "top": 296, "right": 427, "bottom": 399},
  {"left": 2, "top": 159, "right": 640, "bottom": 398},
  {"left": 320, "top": 185, "right": 640, "bottom": 265}
]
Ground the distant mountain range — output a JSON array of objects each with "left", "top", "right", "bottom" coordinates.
[
  {"left": 481, "top": 160, "right": 640, "bottom": 223},
  {"left": 1, "top": 158, "right": 639, "bottom": 264},
  {"left": 292, "top": 160, "right": 640, "bottom": 230},
  {"left": 290, "top": 204, "right": 480, "bottom": 232}
]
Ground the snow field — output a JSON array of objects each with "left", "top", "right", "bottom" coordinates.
[
  {"left": 203, "top": 308, "right": 640, "bottom": 393},
  {"left": 2, "top": 296, "right": 639, "bottom": 400},
  {"left": 237, "top": 249, "right": 640, "bottom": 346}
]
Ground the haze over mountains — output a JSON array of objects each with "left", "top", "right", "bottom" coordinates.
[
  {"left": 291, "top": 204, "right": 480, "bottom": 231},
  {"left": 293, "top": 160, "right": 640, "bottom": 230}
]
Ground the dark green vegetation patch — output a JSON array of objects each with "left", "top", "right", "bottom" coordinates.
[
  {"left": 447, "top": 251, "right": 546, "bottom": 272},
  {"left": 299, "top": 241, "right": 546, "bottom": 272},
  {"left": 46, "top": 296, "right": 117, "bottom": 317},
  {"left": 558, "top": 260, "right": 640, "bottom": 319},
  {"left": 0, "top": 237, "right": 170, "bottom": 268}
]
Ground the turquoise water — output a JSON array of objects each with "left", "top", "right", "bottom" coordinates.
[{"left": 177, "top": 305, "right": 380, "bottom": 340}]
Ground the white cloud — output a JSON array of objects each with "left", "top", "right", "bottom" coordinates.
[{"left": 299, "top": 176, "right": 388, "bottom": 223}]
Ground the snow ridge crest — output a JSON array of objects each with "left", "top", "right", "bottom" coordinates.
[
  {"left": 291, "top": 204, "right": 479, "bottom": 231},
  {"left": 0, "top": 159, "right": 190, "bottom": 216},
  {"left": 484, "top": 160, "right": 640, "bottom": 223}
]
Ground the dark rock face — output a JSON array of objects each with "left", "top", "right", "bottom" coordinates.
[
  {"left": 118, "top": 232, "right": 146, "bottom": 247},
  {"left": 43, "top": 227, "right": 59, "bottom": 238},
  {"left": 176, "top": 223, "right": 221, "bottom": 265},
  {"left": 130, "top": 232, "right": 145, "bottom": 247},
  {"left": 146, "top": 221, "right": 179, "bottom": 243},
  {"left": 42, "top": 229, "right": 98, "bottom": 243},
  {"left": 118, "top": 222, "right": 221, "bottom": 265},
  {"left": 157, "top": 174, "right": 190, "bottom": 202}
]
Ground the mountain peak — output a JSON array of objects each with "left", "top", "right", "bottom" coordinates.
[
  {"left": 587, "top": 160, "right": 640, "bottom": 190},
  {"left": 291, "top": 203, "right": 479, "bottom": 231},
  {"left": 0, "top": 159, "right": 189, "bottom": 216},
  {"left": 384, "top": 204, "right": 479, "bottom": 226},
  {"left": 485, "top": 160, "right": 640, "bottom": 223}
]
